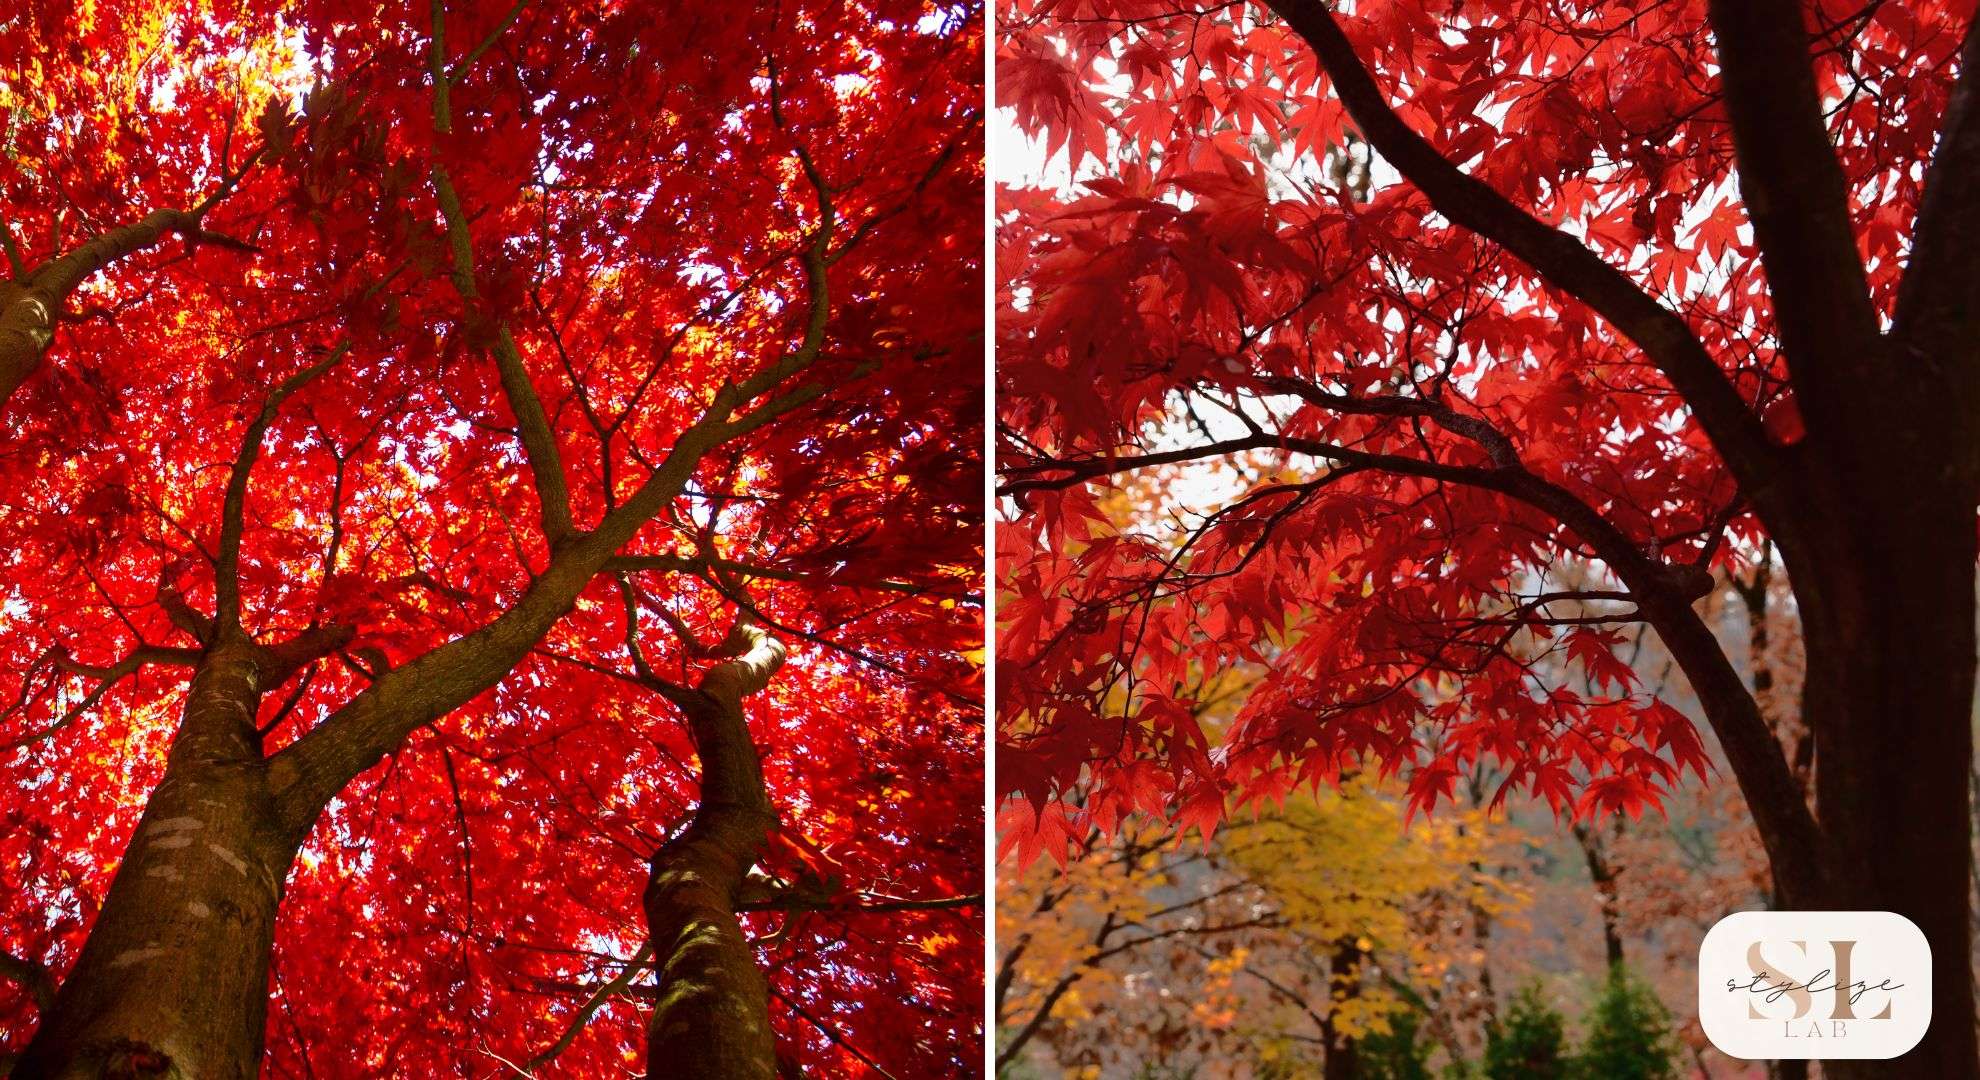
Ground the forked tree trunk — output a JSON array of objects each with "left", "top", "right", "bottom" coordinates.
[
  {"left": 644, "top": 622, "right": 786, "bottom": 1080},
  {"left": 12, "top": 641, "right": 302, "bottom": 1080}
]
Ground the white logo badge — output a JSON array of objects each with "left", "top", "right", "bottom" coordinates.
[{"left": 1698, "top": 910, "right": 1931, "bottom": 1060}]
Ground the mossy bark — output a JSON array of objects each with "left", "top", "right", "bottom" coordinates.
[{"left": 644, "top": 624, "right": 785, "bottom": 1080}]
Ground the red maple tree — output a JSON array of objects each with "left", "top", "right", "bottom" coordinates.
[
  {"left": 0, "top": 2, "right": 983, "bottom": 1076},
  {"left": 997, "top": 2, "right": 1979, "bottom": 1076}
]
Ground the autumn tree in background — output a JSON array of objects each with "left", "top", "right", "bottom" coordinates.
[
  {"left": 0, "top": 1, "right": 983, "bottom": 1076},
  {"left": 996, "top": 777, "right": 1525, "bottom": 1076},
  {"left": 998, "top": 0, "right": 1980, "bottom": 1075}
]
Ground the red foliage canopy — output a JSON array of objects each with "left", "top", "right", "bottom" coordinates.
[
  {"left": 996, "top": 0, "right": 1970, "bottom": 853},
  {"left": 0, "top": 1, "right": 983, "bottom": 1074}
]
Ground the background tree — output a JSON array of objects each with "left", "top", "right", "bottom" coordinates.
[
  {"left": 997, "top": 519, "right": 1783, "bottom": 1080},
  {"left": 1574, "top": 969, "right": 1679, "bottom": 1080},
  {"left": 1357, "top": 1008, "right": 1434, "bottom": 1080},
  {"left": 997, "top": 1, "right": 1980, "bottom": 1074},
  {"left": 996, "top": 774, "right": 1527, "bottom": 1076},
  {"left": 0, "top": 1, "right": 983, "bottom": 1076},
  {"left": 1482, "top": 985, "right": 1570, "bottom": 1080}
]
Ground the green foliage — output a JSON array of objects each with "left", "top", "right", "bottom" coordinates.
[
  {"left": 1482, "top": 983, "right": 1571, "bottom": 1080},
  {"left": 1574, "top": 968, "right": 1679, "bottom": 1080},
  {"left": 1361, "top": 1008, "right": 1435, "bottom": 1080}
]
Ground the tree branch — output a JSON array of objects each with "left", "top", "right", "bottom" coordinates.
[
  {"left": 1262, "top": 377, "right": 1518, "bottom": 466},
  {"left": 1893, "top": 16, "right": 1980, "bottom": 415},
  {"left": 520, "top": 944, "right": 653, "bottom": 1074},
  {"left": 738, "top": 891, "right": 983, "bottom": 914},
  {"left": 0, "top": 215, "right": 24, "bottom": 279},
  {"left": 1260, "top": 0, "right": 1788, "bottom": 510},
  {"left": 2, "top": 644, "right": 201, "bottom": 752},
  {"left": 258, "top": 624, "right": 357, "bottom": 687},
  {"left": 1704, "top": 0, "right": 1881, "bottom": 430},
  {"left": 157, "top": 563, "right": 216, "bottom": 644},
  {"left": 769, "top": 985, "right": 902, "bottom": 1080},
  {"left": 698, "top": 617, "right": 788, "bottom": 716},
  {"left": 1009, "top": 425, "right": 1829, "bottom": 901},
  {"left": 427, "top": 0, "right": 575, "bottom": 546},
  {"left": 268, "top": 20, "right": 855, "bottom": 838},
  {"left": 447, "top": 0, "right": 530, "bottom": 82},
  {"left": 606, "top": 552, "right": 957, "bottom": 599},
  {"left": 0, "top": 947, "right": 53, "bottom": 1012},
  {"left": 0, "top": 145, "right": 262, "bottom": 416},
  {"left": 265, "top": 240, "right": 841, "bottom": 837},
  {"left": 216, "top": 343, "right": 351, "bottom": 630}
]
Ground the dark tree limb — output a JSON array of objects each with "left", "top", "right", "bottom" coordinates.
[
  {"left": 1008, "top": 426, "right": 1827, "bottom": 903},
  {"left": 446, "top": 0, "right": 531, "bottom": 81},
  {"left": 607, "top": 552, "right": 965, "bottom": 600},
  {"left": 522, "top": 944, "right": 654, "bottom": 1074},
  {"left": 739, "top": 891, "right": 983, "bottom": 914},
  {"left": 1261, "top": 376, "right": 1519, "bottom": 466},
  {"left": 1571, "top": 821, "right": 1628, "bottom": 970},
  {"left": 2, "top": 643, "right": 201, "bottom": 752},
  {"left": 1260, "top": 0, "right": 1789, "bottom": 517},
  {"left": 426, "top": 0, "right": 575, "bottom": 547},
  {"left": 0, "top": 946, "right": 55, "bottom": 1012},
  {"left": 1894, "top": 17, "right": 1980, "bottom": 419},
  {"left": 770, "top": 985, "right": 902, "bottom": 1080},
  {"left": 264, "top": 188, "right": 844, "bottom": 833},
  {"left": 1704, "top": 0, "right": 1882, "bottom": 433},
  {"left": 0, "top": 214, "right": 25, "bottom": 279}
]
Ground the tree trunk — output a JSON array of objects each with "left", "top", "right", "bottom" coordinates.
[
  {"left": 1794, "top": 483, "right": 1979, "bottom": 1080},
  {"left": 1320, "top": 937, "right": 1365, "bottom": 1080},
  {"left": 1470, "top": 887, "right": 1497, "bottom": 1026},
  {"left": 1571, "top": 823, "right": 1626, "bottom": 972},
  {"left": 643, "top": 622, "right": 785, "bottom": 1080},
  {"left": 0, "top": 279, "right": 57, "bottom": 413},
  {"left": 12, "top": 641, "right": 294, "bottom": 1080},
  {"left": 643, "top": 803, "right": 777, "bottom": 1080}
]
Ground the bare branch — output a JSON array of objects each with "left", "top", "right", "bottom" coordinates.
[
  {"left": 520, "top": 943, "right": 654, "bottom": 1074},
  {"left": 1704, "top": 0, "right": 1881, "bottom": 428},
  {"left": 3, "top": 644, "right": 201, "bottom": 752},
  {"left": 216, "top": 343, "right": 351, "bottom": 630}
]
